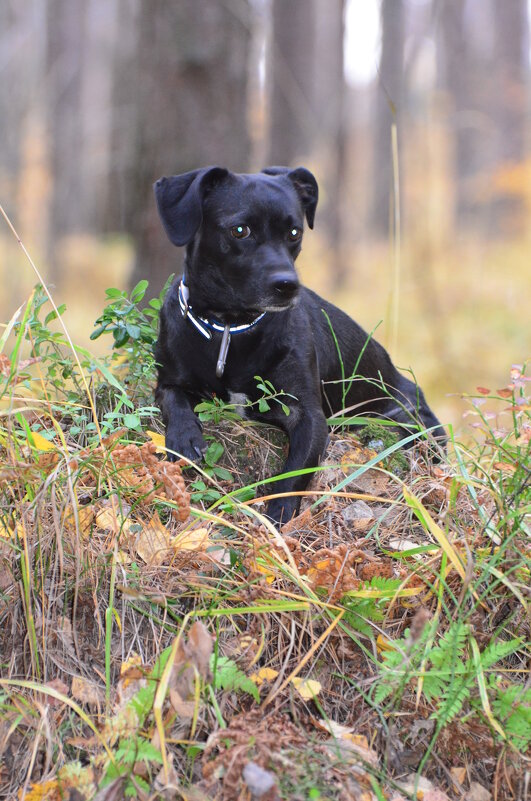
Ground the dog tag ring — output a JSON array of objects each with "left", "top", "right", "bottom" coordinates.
[{"left": 216, "top": 324, "right": 231, "bottom": 378}]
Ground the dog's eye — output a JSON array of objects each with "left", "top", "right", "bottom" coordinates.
[
  {"left": 230, "top": 224, "right": 251, "bottom": 239},
  {"left": 288, "top": 227, "right": 302, "bottom": 242}
]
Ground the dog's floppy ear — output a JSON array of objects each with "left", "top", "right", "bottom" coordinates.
[
  {"left": 262, "top": 166, "right": 319, "bottom": 229},
  {"left": 154, "top": 166, "right": 229, "bottom": 246}
]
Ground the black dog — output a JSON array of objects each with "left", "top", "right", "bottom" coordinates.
[{"left": 154, "top": 166, "right": 444, "bottom": 524}]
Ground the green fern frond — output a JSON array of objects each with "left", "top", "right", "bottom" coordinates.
[{"left": 211, "top": 655, "right": 260, "bottom": 702}]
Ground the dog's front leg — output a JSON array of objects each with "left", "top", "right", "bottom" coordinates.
[
  {"left": 265, "top": 406, "right": 329, "bottom": 525},
  {"left": 156, "top": 384, "right": 206, "bottom": 462}
]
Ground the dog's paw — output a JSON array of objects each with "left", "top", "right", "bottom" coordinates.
[
  {"left": 265, "top": 496, "right": 300, "bottom": 529},
  {"left": 165, "top": 426, "right": 206, "bottom": 462}
]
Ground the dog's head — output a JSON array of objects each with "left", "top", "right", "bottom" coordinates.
[{"left": 154, "top": 166, "right": 318, "bottom": 317}]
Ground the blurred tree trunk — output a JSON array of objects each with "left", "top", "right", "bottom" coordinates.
[
  {"left": 103, "top": 0, "right": 137, "bottom": 234},
  {"left": 267, "top": 0, "right": 316, "bottom": 165},
  {"left": 371, "top": 0, "right": 405, "bottom": 238},
  {"left": 0, "top": 4, "right": 31, "bottom": 209},
  {"left": 440, "top": 0, "right": 491, "bottom": 228},
  {"left": 45, "top": 0, "right": 88, "bottom": 279},
  {"left": 491, "top": 0, "right": 528, "bottom": 234},
  {"left": 125, "top": 0, "right": 252, "bottom": 296},
  {"left": 314, "top": 0, "right": 348, "bottom": 287},
  {"left": 440, "top": 0, "right": 469, "bottom": 225}
]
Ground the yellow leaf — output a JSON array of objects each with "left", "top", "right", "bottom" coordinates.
[
  {"left": 147, "top": 429, "right": 166, "bottom": 453},
  {"left": 291, "top": 676, "right": 321, "bottom": 700},
  {"left": 95, "top": 505, "right": 135, "bottom": 537},
  {"left": 0, "top": 522, "right": 25, "bottom": 541},
  {"left": 250, "top": 667, "right": 279, "bottom": 686},
  {"left": 28, "top": 431, "right": 56, "bottom": 451},
  {"left": 171, "top": 527, "right": 209, "bottom": 552},
  {"left": 376, "top": 634, "right": 394, "bottom": 653},
  {"left": 63, "top": 504, "right": 94, "bottom": 536},
  {"left": 95, "top": 506, "right": 122, "bottom": 534},
  {"left": 120, "top": 653, "right": 144, "bottom": 686},
  {"left": 19, "top": 780, "right": 61, "bottom": 801},
  {"left": 136, "top": 511, "right": 171, "bottom": 565}
]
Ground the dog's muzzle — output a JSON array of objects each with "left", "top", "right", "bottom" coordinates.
[{"left": 270, "top": 272, "right": 299, "bottom": 301}]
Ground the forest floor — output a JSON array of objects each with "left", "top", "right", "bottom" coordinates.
[{"left": 0, "top": 278, "right": 529, "bottom": 801}]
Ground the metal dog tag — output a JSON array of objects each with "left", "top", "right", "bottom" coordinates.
[{"left": 216, "top": 324, "right": 231, "bottom": 378}]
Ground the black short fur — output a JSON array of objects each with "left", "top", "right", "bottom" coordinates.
[{"left": 154, "top": 166, "right": 445, "bottom": 524}]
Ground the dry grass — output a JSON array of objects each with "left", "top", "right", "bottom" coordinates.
[{"left": 0, "top": 217, "right": 529, "bottom": 799}]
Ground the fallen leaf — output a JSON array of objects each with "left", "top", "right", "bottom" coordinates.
[
  {"left": 116, "top": 656, "right": 146, "bottom": 707},
  {"left": 464, "top": 782, "right": 491, "bottom": 801},
  {"left": 187, "top": 621, "right": 213, "bottom": 677},
  {"left": 316, "top": 718, "right": 355, "bottom": 740},
  {"left": 136, "top": 512, "right": 171, "bottom": 565},
  {"left": 120, "top": 653, "right": 143, "bottom": 683},
  {"left": 449, "top": 767, "right": 466, "bottom": 786},
  {"left": 95, "top": 505, "right": 123, "bottom": 535},
  {"left": 63, "top": 504, "right": 94, "bottom": 536},
  {"left": 146, "top": 429, "right": 166, "bottom": 453},
  {"left": 44, "top": 678, "right": 70, "bottom": 708},
  {"left": 28, "top": 431, "right": 56, "bottom": 451},
  {"left": 169, "top": 688, "right": 196, "bottom": 718},
  {"left": 376, "top": 634, "right": 394, "bottom": 653},
  {"left": 252, "top": 558, "right": 277, "bottom": 584},
  {"left": 291, "top": 676, "right": 321, "bottom": 700},
  {"left": 19, "top": 779, "right": 61, "bottom": 801},
  {"left": 171, "top": 527, "right": 210, "bottom": 552},
  {"left": 340, "top": 445, "right": 373, "bottom": 468},
  {"left": 71, "top": 676, "right": 104, "bottom": 706},
  {"left": 250, "top": 667, "right": 279, "bottom": 686},
  {"left": 349, "top": 468, "right": 390, "bottom": 496},
  {"left": 493, "top": 461, "right": 516, "bottom": 473},
  {"left": 208, "top": 546, "right": 232, "bottom": 565}
]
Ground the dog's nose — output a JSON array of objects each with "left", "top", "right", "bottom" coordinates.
[{"left": 270, "top": 273, "right": 299, "bottom": 298}]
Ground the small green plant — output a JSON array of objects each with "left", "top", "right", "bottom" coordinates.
[
  {"left": 374, "top": 620, "right": 524, "bottom": 745},
  {"left": 460, "top": 364, "right": 530, "bottom": 542},
  {"left": 490, "top": 679, "right": 531, "bottom": 750},
  {"left": 210, "top": 654, "right": 260, "bottom": 702},
  {"left": 91, "top": 276, "right": 173, "bottom": 397},
  {"left": 9, "top": 284, "right": 75, "bottom": 396},
  {"left": 341, "top": 576, "right": 404, "bottom": 636},
  {"left": 189, "top": 440, "right": 234, "bottom": 505},
  {"left": 91, "top": 278, "right": 168, "bottom": 352},
  {"left": 195, "top": 376, "right": 295, "bottom": 425},
  {"left": 195, "top": 395, "right": 240, "bottom": 424},
  {"left": 252, "top": 375, "right": 295, "bottom": 416}
]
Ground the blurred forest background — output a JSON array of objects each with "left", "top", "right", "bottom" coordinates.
[{"left": 0, "top": 0, "right": 530, "bottom": 427}]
